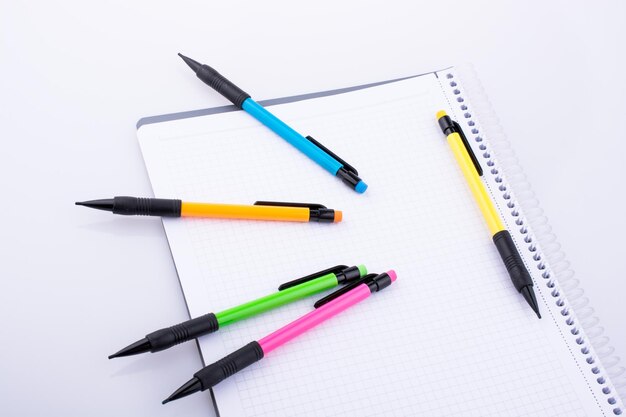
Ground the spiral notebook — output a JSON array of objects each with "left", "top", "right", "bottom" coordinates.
[{"left": 136, "top": 67, "right": 625, "bottom": 416}]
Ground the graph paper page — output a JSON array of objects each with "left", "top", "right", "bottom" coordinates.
[{"left": 138, "top": 73, "right": 605, "bottom": 416}]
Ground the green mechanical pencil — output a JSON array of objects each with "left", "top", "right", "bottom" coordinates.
[{"left": 108, "top": 265, "right": 367, "bottom": 359}]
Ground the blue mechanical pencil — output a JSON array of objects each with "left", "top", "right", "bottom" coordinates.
[{"left": 178, "top": 53, "right": 367, "bottom": 193}]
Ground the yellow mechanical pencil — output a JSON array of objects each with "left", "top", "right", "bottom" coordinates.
[{"left": 437, "top": 110, "right": 540, "bottom": 318}]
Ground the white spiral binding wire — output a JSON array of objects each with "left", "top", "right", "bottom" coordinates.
[{"left": 441, "top": 65, "right": 624, "bottom": 415}]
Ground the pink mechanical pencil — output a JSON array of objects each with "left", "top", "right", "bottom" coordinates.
[{"left": 163, "top": 270, "right": 397, "bottom": 404}]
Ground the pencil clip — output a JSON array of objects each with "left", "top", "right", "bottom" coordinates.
[
  {"left": 313, "top": 273, "right": 378, "bottom": 308},
  {"left": 278, "top": 265, "right": 349, "bottom": 291},
  {"left": 254, "top": 201, "right": 327, "bottom": 210},
  {"left": 305, "top": 136, "right": 359, "bottom": 175},
  {"left": 453, "top": 121, "right": 483, "bottom": 176}
]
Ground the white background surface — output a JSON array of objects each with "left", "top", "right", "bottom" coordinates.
[{"left": 1, "top": 1, "right": 624, "bottom": 416}]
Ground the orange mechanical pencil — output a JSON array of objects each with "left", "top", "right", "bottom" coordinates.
[{"left": 76, "top": 197, "right": 342, "bottom": 223}]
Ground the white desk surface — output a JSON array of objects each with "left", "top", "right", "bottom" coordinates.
[{"left": 1, "top": 1, "right": 624, "bottom": 415}]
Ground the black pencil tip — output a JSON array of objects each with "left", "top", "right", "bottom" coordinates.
[
  {"left": 108, "top": 338, "right": 152, "bottom": 359},
  {"left": 520, "top": 285, "right": 541, "bottom": 319},
  {"left": 177, "top": 53, "right": 202, "bottom": 73},
  {"left": 75, "top": 198, "right": 115, "bottom": 212},
  {"left": 163, "top": 377, "right": 202, "bottom": 404}
]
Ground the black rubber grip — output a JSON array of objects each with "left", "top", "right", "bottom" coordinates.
[
  {"left": 196, "top": 65, "right": 250, "bottom": 109},
  {"left": 492, "top": 230, "right": 533, "bottom": 292},
  {"left": 112, "top": 197, "right": 181, "bottom": 217},
  {"left": 195, "top": 341, "right": 264, "bottom": 390},
  {"left": 146, "top": 313, "right": 219, "bottom": 352}
]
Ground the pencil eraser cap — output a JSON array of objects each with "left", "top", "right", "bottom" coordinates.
[
  {"left": 387, "top": 270, "right": 397, "bottom": 282},
  {"left": 334, "top": 210, "right": 343, "bottom": 223},
  {"left": 357, "top": 264, "right": 367, "bottom": 277},
  {"left": 355, "top": 181, "right": 368, "bottom": 194},
  {"left": 436, "top": 110, "right": 448, "bottom": 120}
]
